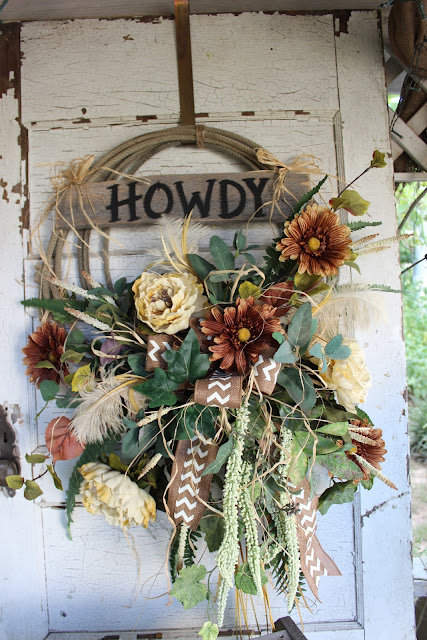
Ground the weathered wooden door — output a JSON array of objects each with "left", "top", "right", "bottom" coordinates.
[{"left": 0, "top": 11, "right": 415, "bottom": 640}]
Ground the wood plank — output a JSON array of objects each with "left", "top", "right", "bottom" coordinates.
[
  {"left": 0, "top": 22, "right": 48, "bottom": 640},
  {"left": 392, "top": 103, "right": 427, "bottom": 161},
  {"left": 1, "top": 1, "right": 383, "bottom": 21},
  {"left": 20, "top": 14, "right": 339, "bottom": 123},
  {"left": 389, "top": 106, "right": 427, "bottom": 170},
  {"left": 336, "top": 12, "right": 415, "bottom": 640},
  {"left": 394, "top": 171, "right": 427, "bottom": 182},
  {"left": 53, "top": 170, "right": 307, "bottom": 230},
  {"left": 385, "top": 56, "right": 404, "bottom": 87}
]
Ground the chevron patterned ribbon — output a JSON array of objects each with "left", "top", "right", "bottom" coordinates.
[
  {"left": 253, "top": 347, "right": 281, "bottom": 395},
  {"left": 145, "top": 335, "right": 175, "bottom": 371},
  {"left": 290, "top": 478, "right": 341, "bottom": 600},
  {"left": 167, "top": 436, "right": 218, "bottom": 530},
  {"left": 194, "top": 370, "right": 243, "bottom": 408}
]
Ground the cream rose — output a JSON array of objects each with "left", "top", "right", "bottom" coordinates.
[
  {"left": 132, "top": 271, "right": 207, "bottom": 335},
  {"left": 320, "top": 339, "right": 371, "bottom": 413},
  {"left": 79, "top": 462, "right": 156, "bottom": 528}
]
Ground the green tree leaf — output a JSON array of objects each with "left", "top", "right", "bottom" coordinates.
[
  {"left": 67, "top": 329, "right": 85, "bottom": 346},
  {"left": 317, "top": 421, "right": 349, "bottom": 437},
  {"left": 6, "top": 475, "right": 24, "bottom": 489},
  {"left": 202, "top": 438, "right": 234, "bottom": 476},
  {"left": 294, "top": 272, "right": 322, "bottom": 292},
  {"left": 316, "top": 451, "right": 364, "bottom": 480},
  {"left": 24, "top": 479, "right": 43, "bottom": 501},
  {"left": 238, "top": 281, "right": 261, "bottom": 299},
  {"left": 371, "top": 150, "right": 387, "bottom": 168},
  {"left": 176, "top": 404, "right": 218, "bottom": 440},
  {"left": 329, "top": 189, "right": 370, "bottom": 216},
  {"left": 25, "top": 453, "right": 49, "bottom": 464},
  {"left": 209, "top": 235, "right": 235, "bottom": 271},
  {"left": 137, "top": 369, "right": 179, "bottom": 408},
  {"left": 199, "top": 514, "right": 225, "bottom": 552},
  {"left": 274, "top": 339, "right": 297, "bottom": 364},
  {"left": 164, "top": 329, "right": 211, "bottom": 384},
  {"left": 198, "top": 621, "right": 219, "bottom": 640},
  {"left": 289, "top": 437, "right": 308, "bottom": 485},
  {"left": 287, "top": 302, "right": 313, "bottom": 349},
  {"left": 318, "top": 481, "right": 357, "bottom": 515},
  {"left": 35, "top": 360, "right": 57, "bottom": 370},
  {"left": 61, "top": 349, "right": 85, "bottom": 364},
  {"left": 277, "top": 368, "right": 316, "bottom": 411},
  {"left": 127, "top": 354, "right": 147, "bottom": 376},
  {"left": 188, "top": 254, "right": 216, "bottom": 281},
  {"left": 235, "top": 562, "right": 268, "bottom": 595},
  {"left": 272, "top": 331, "right": 284, "bottom": 344},
  {"left": 39, "top": 380, "right": 60, "bottom": 402},
  {"left": 170, "top": 564, "right": 208, "bottom": 610},
  {"left": 47, "top": 464, "right": 64, "bottom": 491},
  {"left": 324, "top": 335, "right": 351, "bottom": 360},
  {"left": 294, "top": 430, "right": 341, "bottom": 455}
]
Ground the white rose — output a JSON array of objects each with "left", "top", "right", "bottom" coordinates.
[
  {"left": 79, "top": 462, "right": 156, "bottom": 528},
  {"left": 132, "top": 271, "right": 207, "bottom": 335},
  {"left": 320, "top": 339, "right": 371, "bottom": 413}
]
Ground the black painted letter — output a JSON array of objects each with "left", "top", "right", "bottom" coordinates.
[
  {"left": 242, "top": 177, "right": 269, "bottom": 217},
  {"left": 219, "top": 180, "right": 246, "bottom": 219},
  {"left": 174, "top": 179, "right": 216, "bottom": 218},
  {"left": 106, "top": 182, "right": 142, "bottom": 223},
  {"left": 144, "top": 182, "right": 174, "bottom": 219}
]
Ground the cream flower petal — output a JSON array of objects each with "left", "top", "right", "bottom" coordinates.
[{"left": 320, "top": 339, "right": 371, "bottom": 413}]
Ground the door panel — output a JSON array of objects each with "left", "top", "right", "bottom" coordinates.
[{"left": 0, "top": 11, "right": 415, "bottom": 640}]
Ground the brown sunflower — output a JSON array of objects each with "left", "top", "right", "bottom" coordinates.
[
  {"left": 259, "top": 281, "right": 293, "bottom": 317},
  {"left": 200, "top": 296, "right": 282, "bottom": 374},
  {"left": 347, "top": 418, "right": 387, "bottom": 480},
  {"left": 276, "top": 203, "right": 352, "bottom": 277},
  {"left": 23, "top": 322, "right": 68, "bottom": 387}
]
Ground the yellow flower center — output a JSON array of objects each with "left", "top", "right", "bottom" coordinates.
[
  {"left": 238, "top": 328, "right": 251, "bottom": 342},
  {"left": 307, "top": 237, "right": 321, "bottom": 251}
]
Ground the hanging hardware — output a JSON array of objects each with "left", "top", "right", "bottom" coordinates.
[{"left": 174, "top": 0, "right": 195, "bottom": 127}]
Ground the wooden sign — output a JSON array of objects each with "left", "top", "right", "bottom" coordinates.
[{"left": 55, "top": 170, "right": 308, "bottom": 230}]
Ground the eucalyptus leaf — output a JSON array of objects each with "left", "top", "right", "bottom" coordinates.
[
  {"left": 325, "top": 335, "right": 351, "bottom": 360},
  {"left": 209, "top": 235, "right": 235, "bottom": 271},
  {"left": 277, "top": 368, "right": 316, "bottom": 411},
  {"left": 274, "top": 340, "right": 297, "bottom": 364},
  {"left": 287, "top": 302, "right": 313, "bottom": 349}
]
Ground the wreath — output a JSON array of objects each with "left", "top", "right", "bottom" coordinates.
[{"left": 9, "top": 138, "right": 403, "bottom": 638}]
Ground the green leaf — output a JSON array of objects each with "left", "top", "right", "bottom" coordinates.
[
  {"left": 208, "top": 272, "right": 232, "bottom": 283},
  {"left": 309, "top": 342, "right": 323, "bottom": 359},
  {"left": 202, "top": 438, "right": 234, "bottom": 476},
  {"left": 316, "top": 451, "right": 364, "bottom": 480},
  {"left": 199, "top": 515, "right": 225, "bottom": 552},
  {"left": 344, "top": 260, "right": 361, "bottom": 274},
  {"left": 61, "top": 349, "right": 85, "bottom": 364},
  {"left": 121, "top": 427, "right": 140, "bottom": 456},
  {"left": 188, "top": 254, "right": 216, "bottom": 281},
  {"left": 289, "top": 437, "right": 308, "bottom": 485},
  {"left": 170, "top": 564, "right": 207, "bottom": 610},
  {"left": 138, "top": 422, "right": 161, "bottom": 454},
  {"left": 324, "top": 335, "right": 351, "bottom": 360},
  {"left": 272, "top": 331, "right": 284, "bottom": 344},
  {"left": 114, "top": 277, "right": 127, "bottom": 296},
  {"left": 176, "top": 404, "right": 218, "bottom": 440},
  {"left": 347, "top": 220, "right": 382, "bottom": 232},
  {"left": 39, "top": 380, "right": 59, "bottom": 402},
  {"left": 235, "top": 562, "right": 268, "bottom": 595},
  {"left": 6, "top": 475, "right": 24, "bottom": 489},
  {"left": 238, "top": 281, "right": 261, "bottom": 299},
  {"left": 294, "top": 272, "right": 322, "bottom": 292},
  {"left": 108, "top": 452, "right": 129, "bottom": 473},
  {"left": 198, "top": 622, "right": 219, "bottom": 640},
  {"left": 293, "top": 175, "right": 328, "bottom": 213},
  {"left": 277, "top": 368, "right": 316, "bottom": 411},
  {"left": 318, "top": 481, "right": 357, "bottom": 515},
  {"left": 371, "top": 150, "right": 387, "bottom": 168},
  {"left": 35, "top": 360, "right": 57, "bottom": 370},
  {"left": 25, "top": 453, "right": 48, "bottom": 464},
  {"left": 127, "top": 354, "right": 147, "bottom": 376},
  {"left": 164, "top": 329, "right": 210, "bottom": 384},
  {"left": 24, "top": 479, "right": 43, "bottom": 501},
  {"left": 329, "top": 189, "right": 370, "bottom": 216},
  {"left": 234, "top": 230, "right": 247, "bottom": 252},
  {"left": 47, "top": 464, "right": 64, "bottom": 491},
  {"left": 66, "top": 436, "right": 118, "bottom": 538},
  {"left": 287, "top": 302, "right": 313, "bottom": 349},
  {"left": 137, "top": 369, "right": 179, "bottom": 408},
  {"left": 209, "top": 236, "right": 235, "bottom": 271},
  {"left": 21, "top": 297, "right": 87, "bottom": 323},
  {"left": 356, "top": 407, "right": 373, "bottom": 424},
  {"left": 67, "top": 329, "right": 85, "bottom": 346},
  {"left": 294, "top": 430, "right": 341, "bottom": 455},
  {"left": 317, "top": 421, "right": 349, "bottom": 437},
  {"left": 361, "top": 476, "right": 374, "bottom": 490},
  {"left": 274, "top": 340, "right": 297, "bottom": 364}
]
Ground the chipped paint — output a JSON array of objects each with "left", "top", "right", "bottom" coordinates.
[{"left": 0, "top": 403, "right": 21, "bottom": 498}]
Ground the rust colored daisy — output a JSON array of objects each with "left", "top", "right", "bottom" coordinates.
[
  {"left": 200, "top": 296, "right": 282, "bottom": 374},
  {"left": 347, "top": 418, "right": 387, "bottom": 480},
  {"left": 259, "top": 281, "right": 293, "bottom": 317},
  {"left": 276, "top": 203, "right": 352, "bottom": 277},
  {"left": 23, "top": 322, "right": 68, "bottom": 387}
]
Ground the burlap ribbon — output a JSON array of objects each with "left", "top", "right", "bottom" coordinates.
[
  {"left": 145, "top": 335, "right": 175, "bottom": 371},
  {"left": 290, "top": 478, "right": 341, "bottom": 600},
  {"left": 167, "top": 436, "right": 218, "bottom": 530}
]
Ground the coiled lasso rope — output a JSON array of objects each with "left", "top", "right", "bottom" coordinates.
[{"left": 40, "top": 124, "right": 269, "bottom": 300}]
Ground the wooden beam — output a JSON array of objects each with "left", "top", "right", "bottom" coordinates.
[
  {"left": 392, "top": 103, "right": 427, "bottom": 161},
  {"left": 389, "top": 107, "right": 427, "bottom": 170},
  {"left": 394, "top": 172, "right": 427, "bottom": 182},
  {"left": 0, "top": 0, "right": 383, "bottom": 21},
  {"left": 385, "top": 56, "right": 404, "bottom": 87}
]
